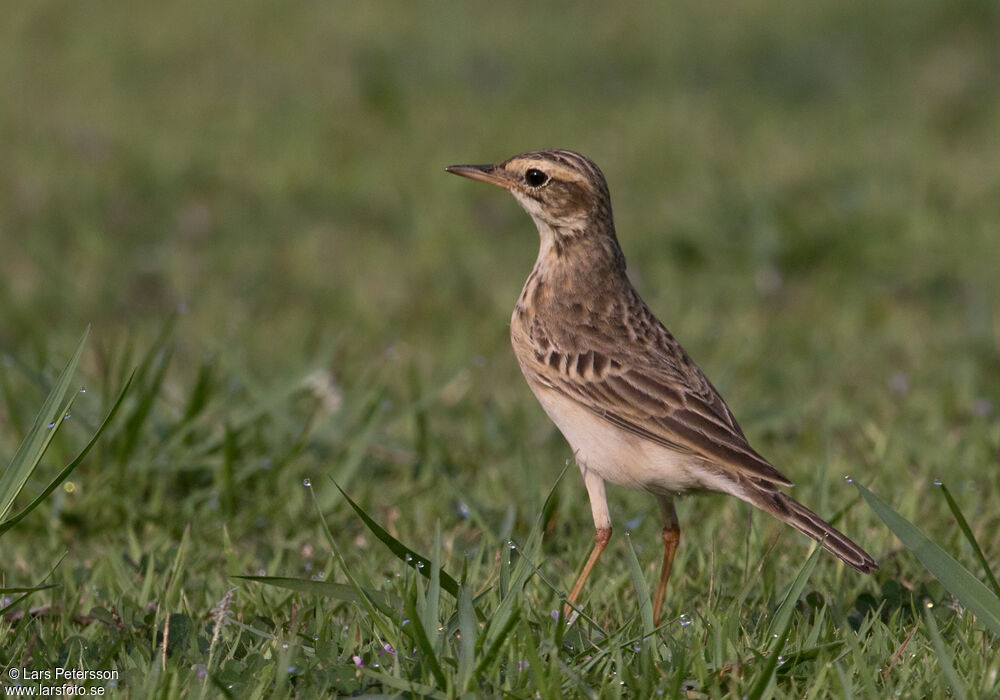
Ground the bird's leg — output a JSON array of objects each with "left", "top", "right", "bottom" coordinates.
[
  {"left": 653, "top": 495, "right": 680, "bottom": 626},
  {"left": 565, "top": 527, "right": 611, "bottom": 617},
  {"left": 564, "top": 470, "right": 611, "bottom": 619}
]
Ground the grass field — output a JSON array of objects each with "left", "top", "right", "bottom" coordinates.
[{"left": 2, "top": 0, "right": 999, "bottom": 697}]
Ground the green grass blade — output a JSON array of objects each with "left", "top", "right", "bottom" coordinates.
[
  {"left": 744, "top": 545, "right": 822, "bottom": 699},
  {"left": 0, "top": 584, "right": 58, "bottom": 594},
  {"left": 331, "top": 479, "right": 460, "bottom": 597},
  {"left": 747, "top": 608, "right": 793, "bottom": 700},
  {"left": 624, "top": 531, "right": 654, "bottom": 635},
  {"left": 424, "top": 520, "right": 442, "bottom": 646},
  {"left": 456, "top": 582, "right": 476, "bottom": 691},
  {"left": 473, "top": 598, "right": 520, "bottom": 679},
  {"left": 308, "top": 485, "right": 400, "bottom": 644},
  {"left": 117, "top": 345, "right": 173, "bottom": 464},
  {"left": 766, "top": 544, "right": 822, "bottom": 644},
  {"left": 938, "top": 482, "right": 1000, "bottom": 598},
  {"left": 360, "top": 669, "right": 448, "bottom": 700},
  {"left": 854, "top": 481, "right": 1000, "bottom": 636},
  {"left": 232, "top": 575, "right": 398, "bottom": 610},
  {"left": 923, "top": 606, "right": 968, "bottom": 700},
  {"left": 0, "top": 372, "right": 134, "bottom": 536},
  {"left": 164, "top": 524, "right": 191, "bottom": 611},
  {"left": 0, "top": 585, "right": 58, "bottom": 615},
  {"left": 0, "top": 327, "right": 89, "bottom": 521},
  {"left": 402, "top": 589, "right": 449, "bottom": 690}
]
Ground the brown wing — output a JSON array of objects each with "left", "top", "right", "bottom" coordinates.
[{"left": 524, "top": 295, "right": 793, "bottom": 489}]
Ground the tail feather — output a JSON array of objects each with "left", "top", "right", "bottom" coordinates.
[{"left": 747, "top": 488, "right": 878, "bottom": 573}]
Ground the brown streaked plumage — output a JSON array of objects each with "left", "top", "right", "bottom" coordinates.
[{"left": 446, "top": 149, "right": 877, "bottom": 624}]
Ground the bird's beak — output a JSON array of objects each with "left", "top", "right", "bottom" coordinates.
[{"left": 445, "top": 163, "right": 511, "bottom": 189}]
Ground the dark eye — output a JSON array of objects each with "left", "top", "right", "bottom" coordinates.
[{"left": 524, "top": 169, "right": 548, "bottom": 187}]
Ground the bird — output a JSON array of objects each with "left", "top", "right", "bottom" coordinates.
[{"left": 445, "top": 149, "right": 877, "bottom": 625}]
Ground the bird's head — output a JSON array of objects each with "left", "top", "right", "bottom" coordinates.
[{"left": 446, "top": 149, "right": 613, "bottom": 234}]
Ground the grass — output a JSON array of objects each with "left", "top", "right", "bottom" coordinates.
[{"left": 1, "top": 0, "right": 999, "bottom": 696}]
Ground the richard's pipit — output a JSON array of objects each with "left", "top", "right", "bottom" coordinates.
[{"left": 446, "top": 149, "right": 876, "bottom": 624}]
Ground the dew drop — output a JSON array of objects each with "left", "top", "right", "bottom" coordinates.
[
  {"left": 679, "top": 613, "right": 692, "bottom": 627},
  {"left": 302, "top": 478, "right": 311, "bottom": 487},
  {"left": 47, "top": 422, "right": 56, "bottom": 429},
  {"left": 405, "top": 554, "right": 413, "bottom": 562},
  {"left": 281, "top": 643, "right": 289, "bottom": 649},
  {"left": 79, "top": 387, "right": 86, "bottom": 393},
  {"left": 508, "top": 540, "right": 517, "bottom": 550},
  {"left": 925, "top": 600, "right": 934, "bottom": 608},
  {"left": 416, "top": 561, "right": 425, "bottom": 569},
  {"left": 843, "top": 475, "right": 853, "bottom": 483},
  {"left": 933, "top": 479, "right": 942, "bottom": 486},
  {"left": 63, "top": 413, "right": 71, "bottom": 420}
]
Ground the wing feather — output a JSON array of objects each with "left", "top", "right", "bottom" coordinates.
[{"left": 524, "top": 311, "right": 794, "bottom": 488}]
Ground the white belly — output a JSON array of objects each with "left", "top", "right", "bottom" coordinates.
[{"left": 532, "top": 385, "right": 738, "bottom": 495}]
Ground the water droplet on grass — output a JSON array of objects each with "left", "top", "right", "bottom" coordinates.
[
  {"left": 843, "top": 475, "right": 853, "bottom": 483},
  {"left": 47, "top": 422, "right": 56, "bottom": 429},
  {"left": 302, "top": 478, "right": 311, "bottom": 487},
  {"left": 679, "top": 613, "right": 692, "bottom": 627},
  {"left": 79, "top": 387, "right": 87, "bottom": 393},
  {"left": 416, "top": 561, "right": 425, "bottom": 569},
  {"left": 63, "top": 413, "right": 71, "bottom": 420},
  {"left": 933, "top": 479, "right": 942, "bottom": 486}
]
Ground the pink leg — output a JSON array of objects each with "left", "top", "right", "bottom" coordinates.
[{"left": 653, "top": 496, "right": 681, "bottom": 625}]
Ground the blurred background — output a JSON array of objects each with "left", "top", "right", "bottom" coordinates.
[
  {"left": 4, "top": 1, "right": 997, "bottom": 367},
  {"left": 0, "top": 0, "right": 998, "bottom": 687}
]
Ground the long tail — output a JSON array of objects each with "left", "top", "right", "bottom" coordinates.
[{"left": 745, "top": 487, "right": 878, "bottom": 573}]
